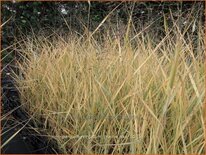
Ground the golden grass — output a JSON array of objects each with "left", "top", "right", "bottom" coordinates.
[{"left": 13, "top": 18, "right": 205, "bottom": 153}]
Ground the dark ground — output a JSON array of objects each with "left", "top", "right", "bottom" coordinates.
[
  {"left": 1, "top": 119, "right": 57, "bottom": 154},
  {"left": 1, "top": 65, "right": 60, "bottom": 154}
]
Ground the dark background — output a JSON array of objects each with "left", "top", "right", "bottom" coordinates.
[{"left": 1, "top": 1, "right": 205, "bottom": 65}]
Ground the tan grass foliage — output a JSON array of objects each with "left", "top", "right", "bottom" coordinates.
[{"left": 14, "top": 18, "right": 205, "bottom": 153}]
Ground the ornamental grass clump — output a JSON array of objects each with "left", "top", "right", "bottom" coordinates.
[{"left": 14, "top": 19, "right": 205, "bottom": 154}]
